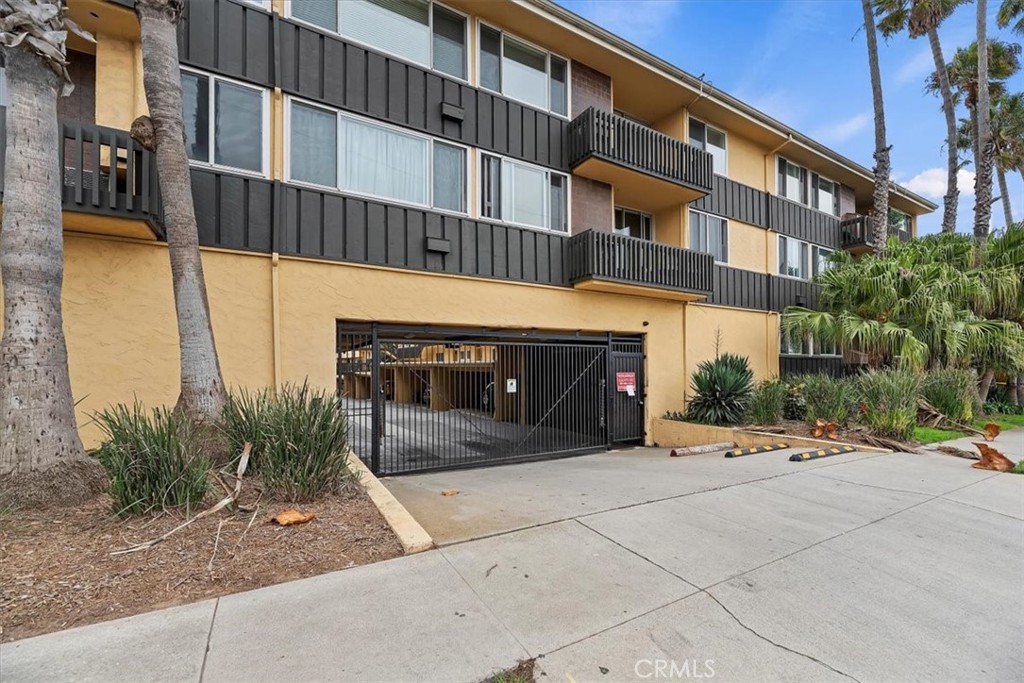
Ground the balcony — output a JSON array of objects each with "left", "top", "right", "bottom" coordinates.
[
  {"left": 840, "top": 215, "right": 910, "bottom": 254},
  {"left": 567, "top": 229, "right": 714, "bottom": 301},
  {"left": 567, "top": 107, "right": 714, "bottom": 212},
  {"left": 0, "top": 109, "right": 162, "bottom": 240}
]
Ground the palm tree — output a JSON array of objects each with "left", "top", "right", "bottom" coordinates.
[
  {"left": 991, "top": 93, "right": 1024, "bottom": 226},
  {"left": 781, "top": 229, "right": 1024, "bottom": 387},
  {"left": 998, "top": 0, "right": 1024, "bottom": 34},
  {"left": 134, "top": 0, "right": 228, "bottom": 427},
  {"left": 863, "top": 0, "right": 892, "bottom": 254},
  {"left": 975, "top": 0, "right": 995, "bottom": 242},
  {"left": 0, "top": 0, "right": 105, "bottom": 505},
  {"left": 876, "top": 0, "right": 970, "bottom": 234}
]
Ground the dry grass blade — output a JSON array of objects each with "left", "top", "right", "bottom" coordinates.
[
  {"left": 936, "top": 445, "right": 980, "bottom": 460},
  {"left": 862, "top": 434, "right": 919, "bottom": 453},
  {"left": 111, "top": 443, "right": 252, "bottom": 556},
  {"left": 207, "top": 519, "right": 226, "bottom": 571}
]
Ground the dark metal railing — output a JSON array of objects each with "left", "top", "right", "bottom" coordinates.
[
  {"left": 840, "top": 214, "right": 911, "bottom": 249},
  {"left": 0, "top": 107, "right": 161, "bottom": 231},
  {"left": 567, "top": 229, "right": 714, "bottom": 296},
  {"left": 567, "top": 107, "right": 714, "bottom": 193}
]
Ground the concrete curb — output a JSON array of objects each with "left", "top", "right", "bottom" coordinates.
[{"left": 349, "top": 455, "right": 434, "bottom": 555}]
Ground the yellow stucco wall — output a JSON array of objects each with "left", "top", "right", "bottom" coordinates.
[
  {"left": 725, "top": 220, "right": 768, "bottom": 273},
  {"left": 726, "top": 132, "right": 770, "bottom": 191},
  {"left": 683, "top": 303, "right": 779, "bottom": 406},
  {"left": 94, "top": 36, "right": 147, "bottom": 128}
]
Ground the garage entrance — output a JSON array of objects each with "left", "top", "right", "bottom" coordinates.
[{"left": 337, "top": 323, "right": 645, "bottom": 474}]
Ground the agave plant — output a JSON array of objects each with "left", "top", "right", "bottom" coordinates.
[{"left": 685, "top": 354, "right": 754, "bottom": 426}]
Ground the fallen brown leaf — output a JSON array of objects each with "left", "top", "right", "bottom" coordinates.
[
  {"left": 983, "top": 422, "right": 1001, "bottom": 441},
  {"left": 441, "top": 489, "right": 460, "bottom": 497},
  {"left": 269, "top": 510, "right": 316, "bottom": 526},
  {"left": 972, "top": 443, "right": 1014, "bottom": 472}
]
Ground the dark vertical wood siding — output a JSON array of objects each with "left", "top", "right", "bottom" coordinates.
[
  {"left": 767, "top": 195, "right": 841, "bottom": 249},
  {"left": 191, "top": 169, "right": 275, "bottom": 252},
  {"left": 177, "top": 0, "right": 275, "bottom": 86},
  {"left": 704, "top": 265, "right": 820, "bottom": 313},
  {"left": 276, "top": 19, "right": 568, "bottom": 171},
  {"left": 779, "top": 356, "right": 844, "bottom": 377},
  {"left": 688, "top": 174, "right": 768, "bottom": 227}
]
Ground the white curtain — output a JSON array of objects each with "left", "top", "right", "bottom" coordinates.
[
  {"left": 502, "top": 160, "right": 546, "bottom": 228},
  {"left": 342, "top": 0, "right": 430, "bottom": 66},
  {"left": 291, "top": 102, "right": 337, "bottom": 187},
  {"left": 341, "top": 117, "right": 428, "bottom": 205}
]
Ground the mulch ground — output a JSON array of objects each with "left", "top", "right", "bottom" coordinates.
[
  {"left": 0, "top": 483, "right": 403, "bottom": 643},
  {"left": 743, "top": 419, "right": 907, "bottom": 448}
]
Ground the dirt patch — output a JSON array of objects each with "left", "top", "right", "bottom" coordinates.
[
  {"left": 742, "top": 419, "right": 904, "bottom": 449},
  {"left": 483, "top": 659, "right": 535, "bottom": 683},
  {"left": 1, "top": 483, "right": 403, "bottom": 643}
]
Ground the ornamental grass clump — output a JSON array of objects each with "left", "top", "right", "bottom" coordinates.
[
  {"left": 859, "top": 369, "right": 923, "bottom": 440},
  {"left": 921, "top": 368, "right": 977, "bottom": 423},
  {"left": 93, "top": 403, "right": 210, "bottom": 517},
  {"left": 224, "top": 382, "right": 353, "bottom": 502},
  {"left": 747, "top": 377, "right": 787, "bottom": 425},
  {"left": 685, "top": 353, "right": 754, "bottom": 426},
  {"left": 800, "top": 373, "right": 857, "bottom": 426}
]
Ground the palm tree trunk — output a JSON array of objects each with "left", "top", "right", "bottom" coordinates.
[
  {"left": 997, "top": 167, "right": 1014, "bottom": 227},
  {"left": 136, "top": 0, "right": 227, "bottom": 424},
  {"left": 974, "top": 0, "right": 995, "bottom": 242},
  {"left": 978, "top": 367, "right": 996, "bottom": 403},
  {"left": 1008, "top": 374, "right": 1019, "bottom": 405},
  {"left": 0, "top": 48, "right": 103, "bottom": 505},
  {"left": 928, "top": 28, "right": 959, "bottom": 234},
  {"left": 862, "top": 0, "right": 890, "bottom": 255}
]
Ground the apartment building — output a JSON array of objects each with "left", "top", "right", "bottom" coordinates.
[{"left": 0, "top": 0, "right": 935, "bottom": 474}]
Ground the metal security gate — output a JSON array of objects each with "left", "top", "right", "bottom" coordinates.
[{"left": 337, "top": 323, "right": 645, "bottom": 475}]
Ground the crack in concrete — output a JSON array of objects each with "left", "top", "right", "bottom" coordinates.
[
  {"left": 702, "top": 591, "right": 863, "bottom": 683},
  {"left": 806, "top": 470, "right": 996, "bottom": 498},
  {"left": 197, "top": 598, "right": 219, "bottom": 683}
]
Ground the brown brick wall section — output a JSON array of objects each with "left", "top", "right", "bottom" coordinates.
[
  {"left": 572, "top": 176, "right": 613, "bottom": 233},
  {"left": 571, "top": 61, "right": 611, "bottom": 118}
]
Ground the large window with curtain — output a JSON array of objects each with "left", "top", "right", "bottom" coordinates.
[
  {"left": 480, "top": 153, "right": 567, "bottom": 231},
  {"left": 287, "top": 99, "right": 465, "bottom": 213},
  {"left": 688, "top": 210, "right": 728, "bottom": 263},
  {"left": 478, "top": 23, "right": 568, "bottom": 116},
  {"left": 181, "top": 68, "right": 267, "bottom": 175},
  {"left": 288, "top": 0, "right": 467, "bottom": 81}
]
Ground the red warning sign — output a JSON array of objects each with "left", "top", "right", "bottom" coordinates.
[{"left": 616, "top": 372, "right": 636, "bottom": 392}]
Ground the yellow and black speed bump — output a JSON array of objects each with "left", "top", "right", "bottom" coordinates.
[
  {"left": 725, "top": 443, "right": 789, "bottom": 458},
  {"left": 789, "top": 445, "right": 856, "bottom": 461}
]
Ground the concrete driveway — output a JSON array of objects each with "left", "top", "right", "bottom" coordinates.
[{"left": 5, "top": 438, "right": 1022, "bottom": 683}]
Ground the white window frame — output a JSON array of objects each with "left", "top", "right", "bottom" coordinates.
[
  {"left": 780, "top": 330, "right": 841, "bottom": 357},
  {"left": 687, "top": 115, "right": 728, "bottom": 177},
  {"left": 777, "top": 155, "right": 807, "bottom": 204},
  {"left": 777, "top": 234, "right": 811, "bottom": 280},
  {"left": 236, "top": 0, "right": 271, "bottom": 10},
  {"left": 688, "top": 209, "right": 729, "bottom": 264},
  {"left": 284, "top": 95, "right": 469, "bottom": 216},
  {"left": 476, "top": 20, "right": 570, "bottom": 118},
  {"left": 812, "top": 245, "right": 834, "bottom": 277},
  {"left": 181, "top": 66, "right": 270, "bottom": 178},
  {"left": 614, "top": 206, "right": 655, "bottom": 241},
  {"left": 889, "top": 209, "right": 912, "bottom": 234},
  {"left": 285, "top": 0, "right": 470, "bottom": 83},
  {"left": 477, "top": 150, "right": 570, "bottom": 232},
  {"left": 811, "top": 172, "right": 839, "bottom": 216}
]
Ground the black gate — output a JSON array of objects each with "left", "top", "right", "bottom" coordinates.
[{"left": 337, "top": 323, "right": 645, "bottom": 474}]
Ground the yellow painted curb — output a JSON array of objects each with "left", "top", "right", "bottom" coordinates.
[
  {"left": 725, "top": 443, "right": 789, "bottom": 458},
  {"left": 788, "top": 445, "right": 857, "bottom": 461},
  {"left": 349, "top": 454, "right": 434, "bottom": 555}
]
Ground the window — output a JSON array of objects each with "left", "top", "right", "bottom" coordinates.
[
  {"left": 479, "top": 24, "right": 568, "bottom": 116},
  {"left": 688, "top": 118, "right": 727, "bottom": 175},
  {"left": 778, "top": 235, "right": 809, "bottom": 279},
  {"left": 237, "top": 0, "right": 270, "bottom": 8},
  {"left": 182, "top": 70, "right": 267, "bottom": 174},
  {"left": 812, "top": 245, "right": 834, "bottom": 277},
  {"left": 778, "top": 157, "right": 808, "bottom": 204},
  {"left": 889, "top": 209, "right": 912, "bottom": 234},
  {"left": 615, "top": 208, "right": 653, "bottom": 241},
  {"left": 780, "top": 330, "right": 840, "bottom": 357},
  {"left": 480, "top": 153, "right": 567, "bottom": 231},
  {"left": 289, "top": 0, "right": 467, "bottom": 80},
  {"left": 689, "top": 210, "right": 728, "bottom": 262},
  {"left": 287, "top": 99, "right": 466, "bottom": 212},
  {"left": 813, "top": 175, "right": 838, "bottom": 215}
]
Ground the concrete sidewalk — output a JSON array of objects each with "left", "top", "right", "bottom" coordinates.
[{"left": 3, "top": 443, "right": 1022, "bottom": 683}]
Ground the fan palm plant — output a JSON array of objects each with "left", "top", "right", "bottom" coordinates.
[
  {"left": 0, "top": 0, "right": 106, "bottom": 505},
  {"left": 998, "top": 0, "right": 1024, "bottom": 34}
]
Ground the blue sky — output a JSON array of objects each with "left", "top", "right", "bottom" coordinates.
[{"left": 558, "top": 0, "right": 1023, "bottom": 235}]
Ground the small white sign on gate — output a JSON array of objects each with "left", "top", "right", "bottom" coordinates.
[{"left": 506, "top": 378, "right": 518, "bottom": 394}]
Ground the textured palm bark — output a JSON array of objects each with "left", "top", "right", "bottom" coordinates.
[
  {"left": 136, "top": 0, "right": 227, "bottom": 423},
  {"left": 0, "top": 48, "right": 101, "bottom": 501},
  {"left": 862, "top": 0, "right": 891, "bottom": 256},
  {"left": 973, "top": 0, "right": 994, "bottom": 242},
  {"left": 996, "top": 167, "right": 1014, "bottom": 227},
  {"left": 928, "top": 28, "right": 960, "bottom": 234},
  {"left": 978, "top": 367, "right": 996, "bottom": 403}
]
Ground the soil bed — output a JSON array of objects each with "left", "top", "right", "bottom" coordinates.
[
  {"left": 1, "top": 483, "right": 403, "bottom": 643},
  {"left": 741, "top": 419, "right": 910, "bottom": 449}
]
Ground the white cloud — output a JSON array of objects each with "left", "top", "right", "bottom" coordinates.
[
  {"left": 893, "top": 48, "right": 935, "bottom": 86},
  {"left": 903, "top": 167, "right": 975, "bottom": 199},
  {"left": 812, "top": 112, "right": 871, "bottom": 145},
  {"left": 568, "top": 0, "right": 682, "bottom": 44}
]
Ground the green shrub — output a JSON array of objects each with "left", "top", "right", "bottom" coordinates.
[
  {"left": 983, "top": 399, "right": 1024, "bottom": 415},
  {"left": 224, "top": 382, "right": 353, "bottom": 501},
  {"left": 747, "top": 377, "right": 787, "bottom": 425},
  {"left": 782, "top": 377, "right": 807, "bottom": 421},
  {"left": 1011, "top": 460, "right": 1024, "bottom": 475},
  {"left": 685, "top": 353, "right": 754, "bottom": 425},
  {"left": 922, "top": 368, "right": 977, "bottom": 422},
  {"left": 800, "top": 373, "right": 857, "bottom": 426},
  {"left": 93, "top": 403, "right": 210, "bottom": 516},
  {"left": 859, "top": 369, "right": 923, "bottom": 440}
]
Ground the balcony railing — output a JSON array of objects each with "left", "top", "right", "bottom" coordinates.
[
  {"left": 0, "top": 107, "right": 162, "bottom": 234},
  {"left": 567, "top": 229, "right": 714, "bottom": 297},
  {"left": 567, "top": 107, "right": 714, "bottom": 194},
  {"left": 840, "top": 215, "right": 910, "bottom": 250}
]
